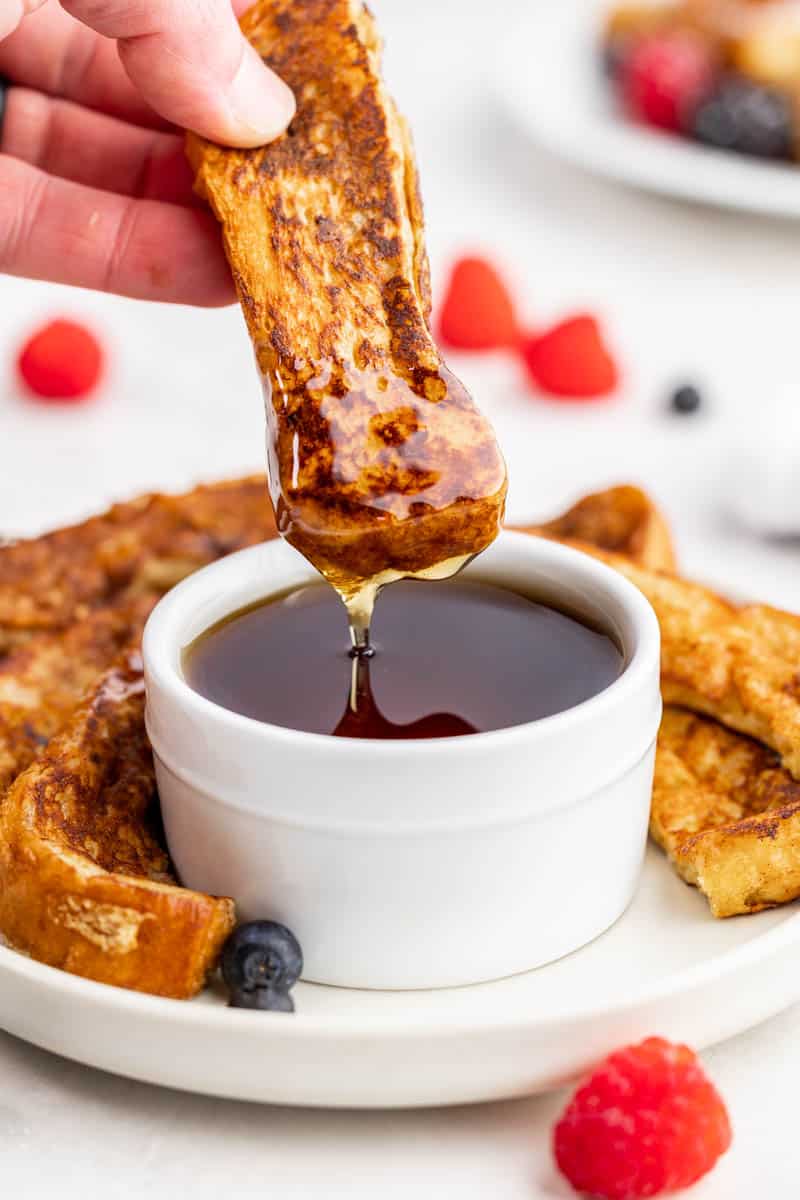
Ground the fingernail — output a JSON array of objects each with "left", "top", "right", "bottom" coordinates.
[{"left": 226, "top": 43, "right": 295, "bottom": 147}]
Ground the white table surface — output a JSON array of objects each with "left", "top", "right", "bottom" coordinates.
[{"left": 2, "top": 0, "right": 800, "bottom": 1193}]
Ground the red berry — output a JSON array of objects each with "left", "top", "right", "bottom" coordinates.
[
  {"left": 554, "top": 1037, "right": 732, "bottom": 1199},
  {"left": 520, "top": 314, "right": 618, "bottom": 399},
  {"left": 437, "top": 256, "right": 519, "bottom": 351},
  {"left": 17, "top": 319, "right": 104, "bottom": 402},
  {"left": 621, "top": 34, "right": 718, "bottom": 133}
]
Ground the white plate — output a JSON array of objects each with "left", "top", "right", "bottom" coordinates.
[
  {"left": 497, "top": 1, "right": 800, "bottom": 219},
  {"left": 1, "top": 843, "right": 800, "bottom": 1108}
]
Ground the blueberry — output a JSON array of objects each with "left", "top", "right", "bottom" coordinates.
[
  {"left": 229, "top": 985, "right": 296, "bottom": 1013},
  {"left": 221, "top": 920, "right": 303, "bottom": 1012},
  {"left": 669, "top": 384, "right": 703, "bottom": 414},
  {"left": 692, "top": 78, "right": 793, "bottom": 159}
]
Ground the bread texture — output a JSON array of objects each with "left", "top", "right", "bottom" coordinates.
[
  {"left": 0, "top": 653, "right": 234, "bottom": 997},
  {"left": 0, "top": 477, "right": 274, "bottom": 653},
  {"left": 522, "top": 500, "right": 800, "bottom": 784},
  {"left": 653, "top": 707, "right": 800, "bottom": 917},
  {"left": 525, "top": 484, "right": 800, "bottom": 916},
  {"left": 601, "top": 560, "right": 800, "bottom": 784}
]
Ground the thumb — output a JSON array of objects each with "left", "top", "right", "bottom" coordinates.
[{"left": 60, "top": 0, "right": 295, "bottom": 147}]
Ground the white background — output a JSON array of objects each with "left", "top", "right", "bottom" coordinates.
[{"left": 2, "top": 0, "right": 800, "bottom": 1194}]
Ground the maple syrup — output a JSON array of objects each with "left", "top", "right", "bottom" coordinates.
[{"left": 184, "top": 578, "right": 623, "bottom": 740}]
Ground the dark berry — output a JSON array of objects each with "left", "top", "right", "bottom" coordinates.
[
  {"left": 692, "top": 78, "right": 793, "bottom": 158},
  {"left": 229, "top": 985, "right": 295, "bottom": 1013},
  {"left": 621, "top": 34, "right": 718, "bottom": 133},
  {"left": 221, "top": 920, "right": 302, "bottom": 1012},
  {"left": 670, "top": 383, "right": 703, "bottom": 414}
]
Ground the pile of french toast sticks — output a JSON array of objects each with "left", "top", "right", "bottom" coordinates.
[{"left": 1, "top": 479, "right": 799, "bottom": 999}]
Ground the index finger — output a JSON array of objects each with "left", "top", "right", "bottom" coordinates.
[
  {"left": 0, "top": 0, "right": 293, "bottom": 145},
  {"left": 61, "top": 0, "right": 295, "bottom": 146}
]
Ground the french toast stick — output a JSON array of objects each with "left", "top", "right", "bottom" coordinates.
[
  {"left": 0, "top": 652, "right": 234, "bottom": 997},
  {"left": 604, "top": 562, "right": 800, "bottom": 785},
  {"left": 0, "top": 477, "right": 276, "bottom": 796},
  {"left": 0, "top": 597, "right": 154, "bottom": 794},
  {"left": 519, "top": 517, "right": 800, "bottom": 782},
  {"left": 0, "top": 477, "right": 274, "bottom": 653},
  {"left": 533, "top": 484, "right": 677, "bottom": 572},
  {"left": 653, "top": 707, "right": 800, "bottom": 917},
  {"left": 524, "top": 485, "right": 800, "bottom": 916},
  {"left": 187, "top": 0, "right": 507, "bottom": 604}
]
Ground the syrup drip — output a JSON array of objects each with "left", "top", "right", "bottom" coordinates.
[
  {"left": 340, "top": 551, "right": 475, "bottom": 655},
  {"left": 334, "top": 648, "right": 477, "bottom": 740}
]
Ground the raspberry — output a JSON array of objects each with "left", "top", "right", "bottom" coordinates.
[
  {"left": 18, "top": 319, "right": 104, "bottom": 402},
  {"left": 437, "top": 256, "right": 519, "bottom": 351},
  {"left": 621, "top": 34, "right": 718, "bottom": 133},
  {"left": 520, "top": 314, "right": 618, "bottom": 399},
  {"left": 553, "top": 1037, "right": 732, "bottom": 1199}
]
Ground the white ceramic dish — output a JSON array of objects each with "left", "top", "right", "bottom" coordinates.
[
  {"left": 143, "top": 533, "right": 661, "bottom": 990},
  {"left": 1, "top": 846, "right": 799, "bottom": 1108},
  {"left": 497, "top": 1, "right": 800, "bottom": 219}
]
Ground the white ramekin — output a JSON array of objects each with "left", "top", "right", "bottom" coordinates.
[{"left": 143, "top": 532, "right": 661, "bottom": 990}]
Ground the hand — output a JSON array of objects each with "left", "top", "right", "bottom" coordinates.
[{"left": 0, "top": 0, "right": 294, "bottom": 305}]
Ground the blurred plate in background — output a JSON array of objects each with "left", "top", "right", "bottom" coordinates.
[{"left": 497, "top": 0, "right": 800, "bottom": 219}]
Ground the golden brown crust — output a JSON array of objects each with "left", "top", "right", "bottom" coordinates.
[
  {"left": 653, "top": 708, "right": 800, "bottom": 916},
  {"left": 0, "top": 477, "right": 274, "bottom": 653},
  {"left": 0, "top": 476, "right": 276, "bottom": 797},
  {"left": 603, "top": 561, "right": 800, "bottom": 784},
  {"left": 522, "top": 499, "right": 800, "bottom": 784},
  {"left": 526, "top": 483, "right": 800, "bottom": 917},
  {"left": 0, "top": 597, "right": 154, "bottom": 795},
  {"left": 526, "top": 484, "right": 678, "bottom": 572},
  {"left": 187, "top": 0, "right": 507, "bottom": 597},
  {"left": 0, "top": 653, "right": 234, "bottom": 998}
]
